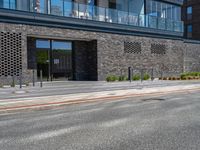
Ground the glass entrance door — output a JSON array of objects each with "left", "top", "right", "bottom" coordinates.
[
  {"left": 36, "top": 39, "right": 51, "bottom": 81},
  {"left": 52, "top": 40, "right": 72, "bottom": 80},
  {"left": 36, "top": 39, "right": 72, "bottom": 81}
]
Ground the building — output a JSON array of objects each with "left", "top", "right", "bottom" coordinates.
[
  {"left": 182, "top": 0, "right": 200, "bottom": 40},
  {"left": 0, "top": 0, "right": 200, "bottom": 84}
]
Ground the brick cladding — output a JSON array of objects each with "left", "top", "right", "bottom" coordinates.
[{"left": 0, "top": 22, "right": 199, "bottom": 84}]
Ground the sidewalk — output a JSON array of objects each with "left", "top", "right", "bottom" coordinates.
[{"left": 0, "top": 80, "right": 200, "bottom": 113}]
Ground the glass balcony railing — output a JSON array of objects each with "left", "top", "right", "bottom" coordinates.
[{"left": 0, "top": 1, "right": 184, "bottom": 33}]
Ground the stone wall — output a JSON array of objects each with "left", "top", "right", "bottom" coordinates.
[
  {"left": 0, "top": 22, "right": 200, "bottom": 84},
  {"left": 184, "top": 42, "right": 200, "bottom": 72},
  {"left": 97, "top": 35, "right": 185, "bottom": 80}
]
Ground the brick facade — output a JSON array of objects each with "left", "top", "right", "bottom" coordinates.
[
  {"left": 0, "top": 22, "right": 200, "bottom": 84},
  {"left": 184, "top": 41, "right": 200, "bottom": 72}
]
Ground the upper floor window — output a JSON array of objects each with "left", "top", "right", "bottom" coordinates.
[
  {"left": 187, "top": 24, "right": 193, "bottom": 38},
  {"left": 145, "top": 0, "right": 181, "bottom": 21},
  {"left": 187, "top": 6, "right": 192, "bottom": 14},
  {"left": 186, "top": 6, "right": 192, "bottom": 20},
  {"left": 0, "top": 0, "right": 16, "bottom": 9}
]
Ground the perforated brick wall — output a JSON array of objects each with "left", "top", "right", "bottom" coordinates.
[
  {"left": 0, "top": 32, "right": 22, "bottom": 77},
  {"left": 151, "top": 43, "right": 166, "bottom": 55},
  {"left": 124, "top": 42, "right": 142, "bottom": 54}
]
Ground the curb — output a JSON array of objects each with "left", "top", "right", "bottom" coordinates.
[{"left": 0, "top": 87, "right": 200, "bottom": 113}]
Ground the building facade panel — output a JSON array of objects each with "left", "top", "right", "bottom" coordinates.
[
  {"left": 184, "top": 41, "right": 200, "bottom": 72},
  {"left": 0, "top": 0, "right": 199, "bottom": 84},
  {"left": 0, "top": 22, "right": 199, "bottom": 84}
]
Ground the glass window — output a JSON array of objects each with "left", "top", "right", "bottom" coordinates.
[
  {"left": 161, "top": 3, "right": 167, "bottom": 18},
  {"left": 187, "top": 25, "right": 192, "bottom": 33},
  {"left": 146, "top": 0, "right": 158, "bottom": 17},
  {"left": 187, "top": 24, "right": 193, "bottom": 38},
  {"left": 166, "top": 4, "right": 172, "bottom": 20},
  {"left": 10, "top": 0, "right": 15, "bottom": 9},
  {"left": 35, "top": 0, "right": 48, "bottom": 13},
  {"left": 1, "top": 0, "right": 16, "bottom": 9},
  {"left": 146, "top": 0, "right": 181, "bottom": 21},
  {"left": 52, "top": 41, "right": 72, "bottom": 50},
  {"left": 87, "top": 0, "right": 94, "bottom": 17},
  {"left": 16, "top": 0, "right": 29, "bottom": 11},
  {"left": 64, "top": 0, "right": 73, "bottom": 17},
  {"left": 129, "top": 0, "right": 144, "bottom": 15},
  {"left": 2, "top": 0, "right": 10, "bottom": 8},
  {"left": 187, "top": 6, "right": 192, "bottom": 14},
  {"left": 36, "top": 40, "right": 50, "bottom": 49},
  {"left": 51, "top": 0, "right": 63, "bottom": 16},
  {"left": 176, "top": 7, "right": 181, "bottom": 20}
]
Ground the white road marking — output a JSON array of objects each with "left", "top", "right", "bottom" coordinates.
[
  {"left": 26, "top": 126, "right": 81, "bottom": 141},
  {"left": 100, "top": 118, "right": 128, "bottom": 128}
]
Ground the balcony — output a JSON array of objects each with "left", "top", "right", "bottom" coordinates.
[{"left": 0, "top": 1, "right": 184, "bottom": 33}]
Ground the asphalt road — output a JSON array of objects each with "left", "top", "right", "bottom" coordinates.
[{"left": 0, "top": 91, "right": 200, "bottom": 150}]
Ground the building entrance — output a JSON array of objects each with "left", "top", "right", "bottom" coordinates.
[{"left": 36, "top": 39, "right": 72, "bottom": 81}]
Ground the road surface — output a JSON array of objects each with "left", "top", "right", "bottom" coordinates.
[{"left": 0, "top": 90, "right": 200, "bottom": 150}]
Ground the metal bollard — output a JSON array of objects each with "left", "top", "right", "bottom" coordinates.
[
  {"left": 32, "top": 70, "right": 35, "bottom": 87},
  {"left": 40, "top": 70, "right": 43, "bottom": 88},
  {"left": 12, "top": 74, "right": 15, "bottom": 87},
  {"left": 19, "top": 70, "right": 22, "bottom": 89},
  {"left": 141, "top": 69, "right": 143, "bottom": 83},
  {"left": 128, "top": 67, "right": 132, "bottom": 82},
  {"left": 161, "top": 71, "right": 163, "bottom": 79},
  {"left": 151, "top": 68, "right": 154, "bottom": 81}
]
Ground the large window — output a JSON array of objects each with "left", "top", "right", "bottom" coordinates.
[
  {"left": 129, "top": 0, "right": 144, "bottom": 15},
  {"left": 63, "top": 0, "right": 73, "bottom": 17},
  {"left": 35, "top": 0, "right": 48, "bottom": 13},
  {"left": 146, "top": 0, "right": 181, "bottom": 21},
  {"left": 0, "top": 0, "right": 16, "bottom": 9},
  {"left": 51, "top": 0, "right": 63, "bottom": 16},
  {"left": 0, "top": 0, "right": 183, "bottom": 32},
  {"left": 16, "top": 0, "right": 30, "bottom": 11}
]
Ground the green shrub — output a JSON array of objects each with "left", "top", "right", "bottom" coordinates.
[
  {"left": 180, "top": 73, "right": 187, "bottom": 80},
  {"left": 106, "top": 75, "right": 119, "bottom": 82},
  {"left": 0, "top": 83, "right": 3, "bottom": 88},
  {"left": 143, "top": 73, "right": 150, "bottom": 80},
  {"left": 180, "top": 72, "right": 200, "bottom": 80},
  {"left": 132, "top": 74, "right": 141, "bottom": 81},
  {"left": 10, "top": 82, "right": 15, "bottom": 87},
  {"left": 118, "top": 76, "right": 128, "bottom": 81},
  {"left": 25, "top": 82, "right": 29, "bottom": 86}
]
